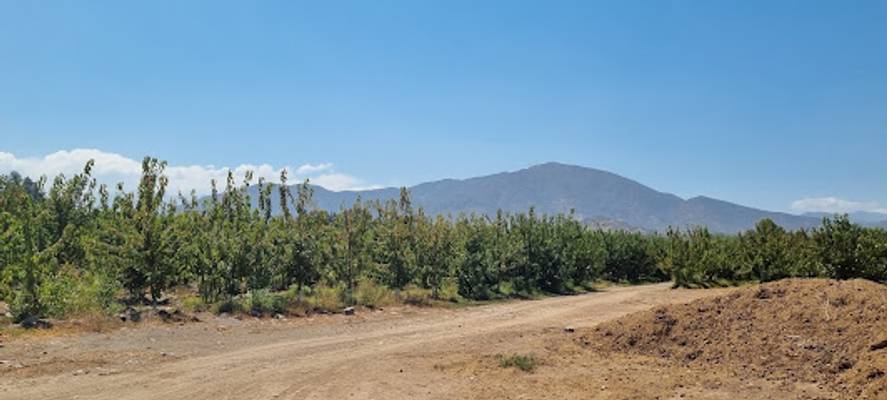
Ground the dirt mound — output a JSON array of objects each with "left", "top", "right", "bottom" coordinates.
[{"left": 586, "top": 279, "right": 887, "bottom": 399}]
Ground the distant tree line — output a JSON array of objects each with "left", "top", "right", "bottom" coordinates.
[
  {"left": 666, "top": 217, "right": 887, "bottom": 288},
  {"left": 0, "top": 158, "right": 884, "bottom": 321}
]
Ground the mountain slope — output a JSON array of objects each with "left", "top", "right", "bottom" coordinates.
[
  {"left": 239, "top": 162, "right": 819, "bottom": 233},
  {"left": 803, "top": 211, "right": 887, "bottom": 227},
  {"left": 679, "top": 196, "right": 818, "bottom": 233}
]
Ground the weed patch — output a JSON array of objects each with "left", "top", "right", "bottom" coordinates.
[{"left": 497, "top": 353, "right": 538, "bottom": 372}]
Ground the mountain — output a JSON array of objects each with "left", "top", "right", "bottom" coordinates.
[
  {"left": 803, "top": 211, "right": 887, "bottom": 227},
  {"left": 677, "top": 196, "right": 819, "bottom": 233},
  {"left": 235, "top": 162, "right": 820, "bottom": 233}
]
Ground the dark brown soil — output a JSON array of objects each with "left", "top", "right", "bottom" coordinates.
[{"left": 586, "top": 279, "right": 887, "bottom": 399}]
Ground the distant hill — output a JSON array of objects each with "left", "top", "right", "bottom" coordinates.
[
  {"left": 233, "top": 162, "right": 821, "bottom": 233},
  {"left": 803, "top": 211, "right": 887, "bottom": 227}
]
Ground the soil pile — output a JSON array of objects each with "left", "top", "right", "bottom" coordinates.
[{"left": 587, "top": 279, "right": 887, "bottom": 398}]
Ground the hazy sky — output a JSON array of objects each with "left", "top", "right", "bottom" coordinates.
[{"left": 1, "top": 1, "right": 885, "bottom": 213}]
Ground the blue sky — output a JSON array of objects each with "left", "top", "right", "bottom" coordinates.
[{"left": 1, "top": 1, "right": 886, "bottom": 213}]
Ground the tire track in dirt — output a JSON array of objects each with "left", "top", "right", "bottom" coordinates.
[{"left": 0, "top": 283, "right": 727, "bottom": 400}]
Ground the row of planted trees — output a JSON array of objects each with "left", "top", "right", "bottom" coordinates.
[
  {"left": 1, "top": 157, "right": 885, "bottom": 321},
  {"left": 0, "top": 158, "right": 666, "bottom": 321},
  {"left": 666, "top": 217, "right": 887, "bottom": 288}
]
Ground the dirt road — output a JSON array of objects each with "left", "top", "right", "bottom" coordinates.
[{"left": 0, "top": 284, "right": 739, "bottom": 400}]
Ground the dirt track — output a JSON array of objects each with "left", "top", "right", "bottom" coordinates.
[{"left": 1, "top": 284, "right": 762, "bottom": 400}]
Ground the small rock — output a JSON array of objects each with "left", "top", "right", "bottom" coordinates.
[
  {"left": 343, "top": 307, "right": 355, "bottom": 316},
  {"left": 273, "top": 313, "right": 285, "bottom": 320},
  {"left": 564, "top": 326, "right": 576, "bottom": 333},
  {"left": 96, "top": 368, "right": 119, "bottom": 376},
  {"left": 130, "top": 313, "right": 142, "bottom": 323},
  {"left": 73, "top": 369, "right": 88, "bottom": 376},
  {"left": 19, "top": 316, "right": 52, "bottom": 329}
]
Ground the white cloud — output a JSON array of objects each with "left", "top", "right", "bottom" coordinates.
[
  {"left": 0, "top": 149, "right": 142, "bottom": 178},
  {"left": 0, "top": 149, "right": 376, "bottom": 194},
  {"left": 791, "top": 197, "right": 887, "bottom": 214},
  {"left": 311, "top": 173, "right": 384, "bottom": 192},
  {"left": 295, "top": 163, "right": 333, "bottom": 175}
]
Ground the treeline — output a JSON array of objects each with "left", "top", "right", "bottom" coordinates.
[
  {"left": 666, "top": 217, "right": 887, "bottom": 288},
  {"left": 0, "top": 158, "right": 666, "bottom": 321},
  {"left": 1, "top": 158, "right": 885, "bottom": 322}
]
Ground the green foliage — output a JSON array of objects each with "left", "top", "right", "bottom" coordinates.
[
  {"left": 131, "top": 157, "right": 174, "bottom": 302},
  {"left": 858, "top": 228, "right": 887, "bottom": 282},
  {"left": 37, "top": 265, "right": 121, "bottom": 319},
  {"left": 436, "top": 278, "right": 462, "bottom": 302},
  {"left": 667, "top": 217, "right": 887, "bottom": 287},
  {"left": 602, "top": 230, "right": 665, "bottom": 283},
  {"left": 415, "top": 215, "right": 458, "bottom": 299},
  {"left": 353, "top": 278, "right": 394, "bottom": 308},
  {"left": 398, "top": 285, "right": 433, "bottom": 306},
  {"left": 497, "top": 353, "right": 537, "bottom": 372},
  {"left": 179, "top": 294, "right": 206, "bottom": 313},
  {"left": 306, "top": 284, "right": 346, "bottom": 312},
  {"left": 274, "top": 177, "right": 324, "bottom": 296},
  {"left": 212, "top": 298, "right": 244, "bottom": 315},
  {"left": 243, "top": 289, "right": 286, "bottom": 316},
  {"left": 3, "top": 158, "right": 886, "bottom": 323},
  {"left": 332, "top": 199, "right": 373, "bottom": 305},
  {"left": 458, "top": 220, "right": 501, "bottom": 300},
  {"left": 668, "top": 226, "right": 746, "bottom": 288},
  {"left": 372, "top": 189, "right": 418, "bottom": 290},
  {"left": 813, "top": 215, "right": 866, "bottom": 280}
]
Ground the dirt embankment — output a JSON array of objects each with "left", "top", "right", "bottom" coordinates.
[{"left": 587, "top": 279, "right": 887, "bottom": 399}]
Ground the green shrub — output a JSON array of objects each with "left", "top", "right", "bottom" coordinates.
[
  {"left": 180, "top": 295, "right": 207, "bottom": 312},
  {"left": 399, "top": 285, "right": 432, "bottom": 306},
  {"left": 307, "top": 284, "right": 345, "bottom": 312},
  {"left": 436, "top": 278, "right": 462, "bottom": 302},
  {"left": 244, "top": 289, "right": 286, "bottom": 316},
  {"left": 275, "top": 285, "right": 301, "bottom": 305},
  {"left": 14, "top": 266, "right": 122, "bottom": 321},
  {"left": 498, "top": 353, "right": 537, "bottom": 372},
  {"left": 353, "top": 279, "right": 393, "bottom": 308},
  {"left": 212, "top": 299, "right": 244, "bottom": 314}
]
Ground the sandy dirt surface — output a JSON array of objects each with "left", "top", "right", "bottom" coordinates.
[
  {"left": 0, "top": 283, "right": 844, "bottom": 400},
  {"left": 587, "top": 279, "right": 887, "bottom": 399}
]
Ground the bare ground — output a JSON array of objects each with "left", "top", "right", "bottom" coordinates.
[{"left": 0, "top": 283, "right": 853, "bottom": 400}]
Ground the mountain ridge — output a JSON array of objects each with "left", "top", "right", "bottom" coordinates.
[
  {"left": 802, "top": 211, "right": 887, "bottom": 228},
  {"left": 235, "top": 162, "right": 822, "bottom": 233}
]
